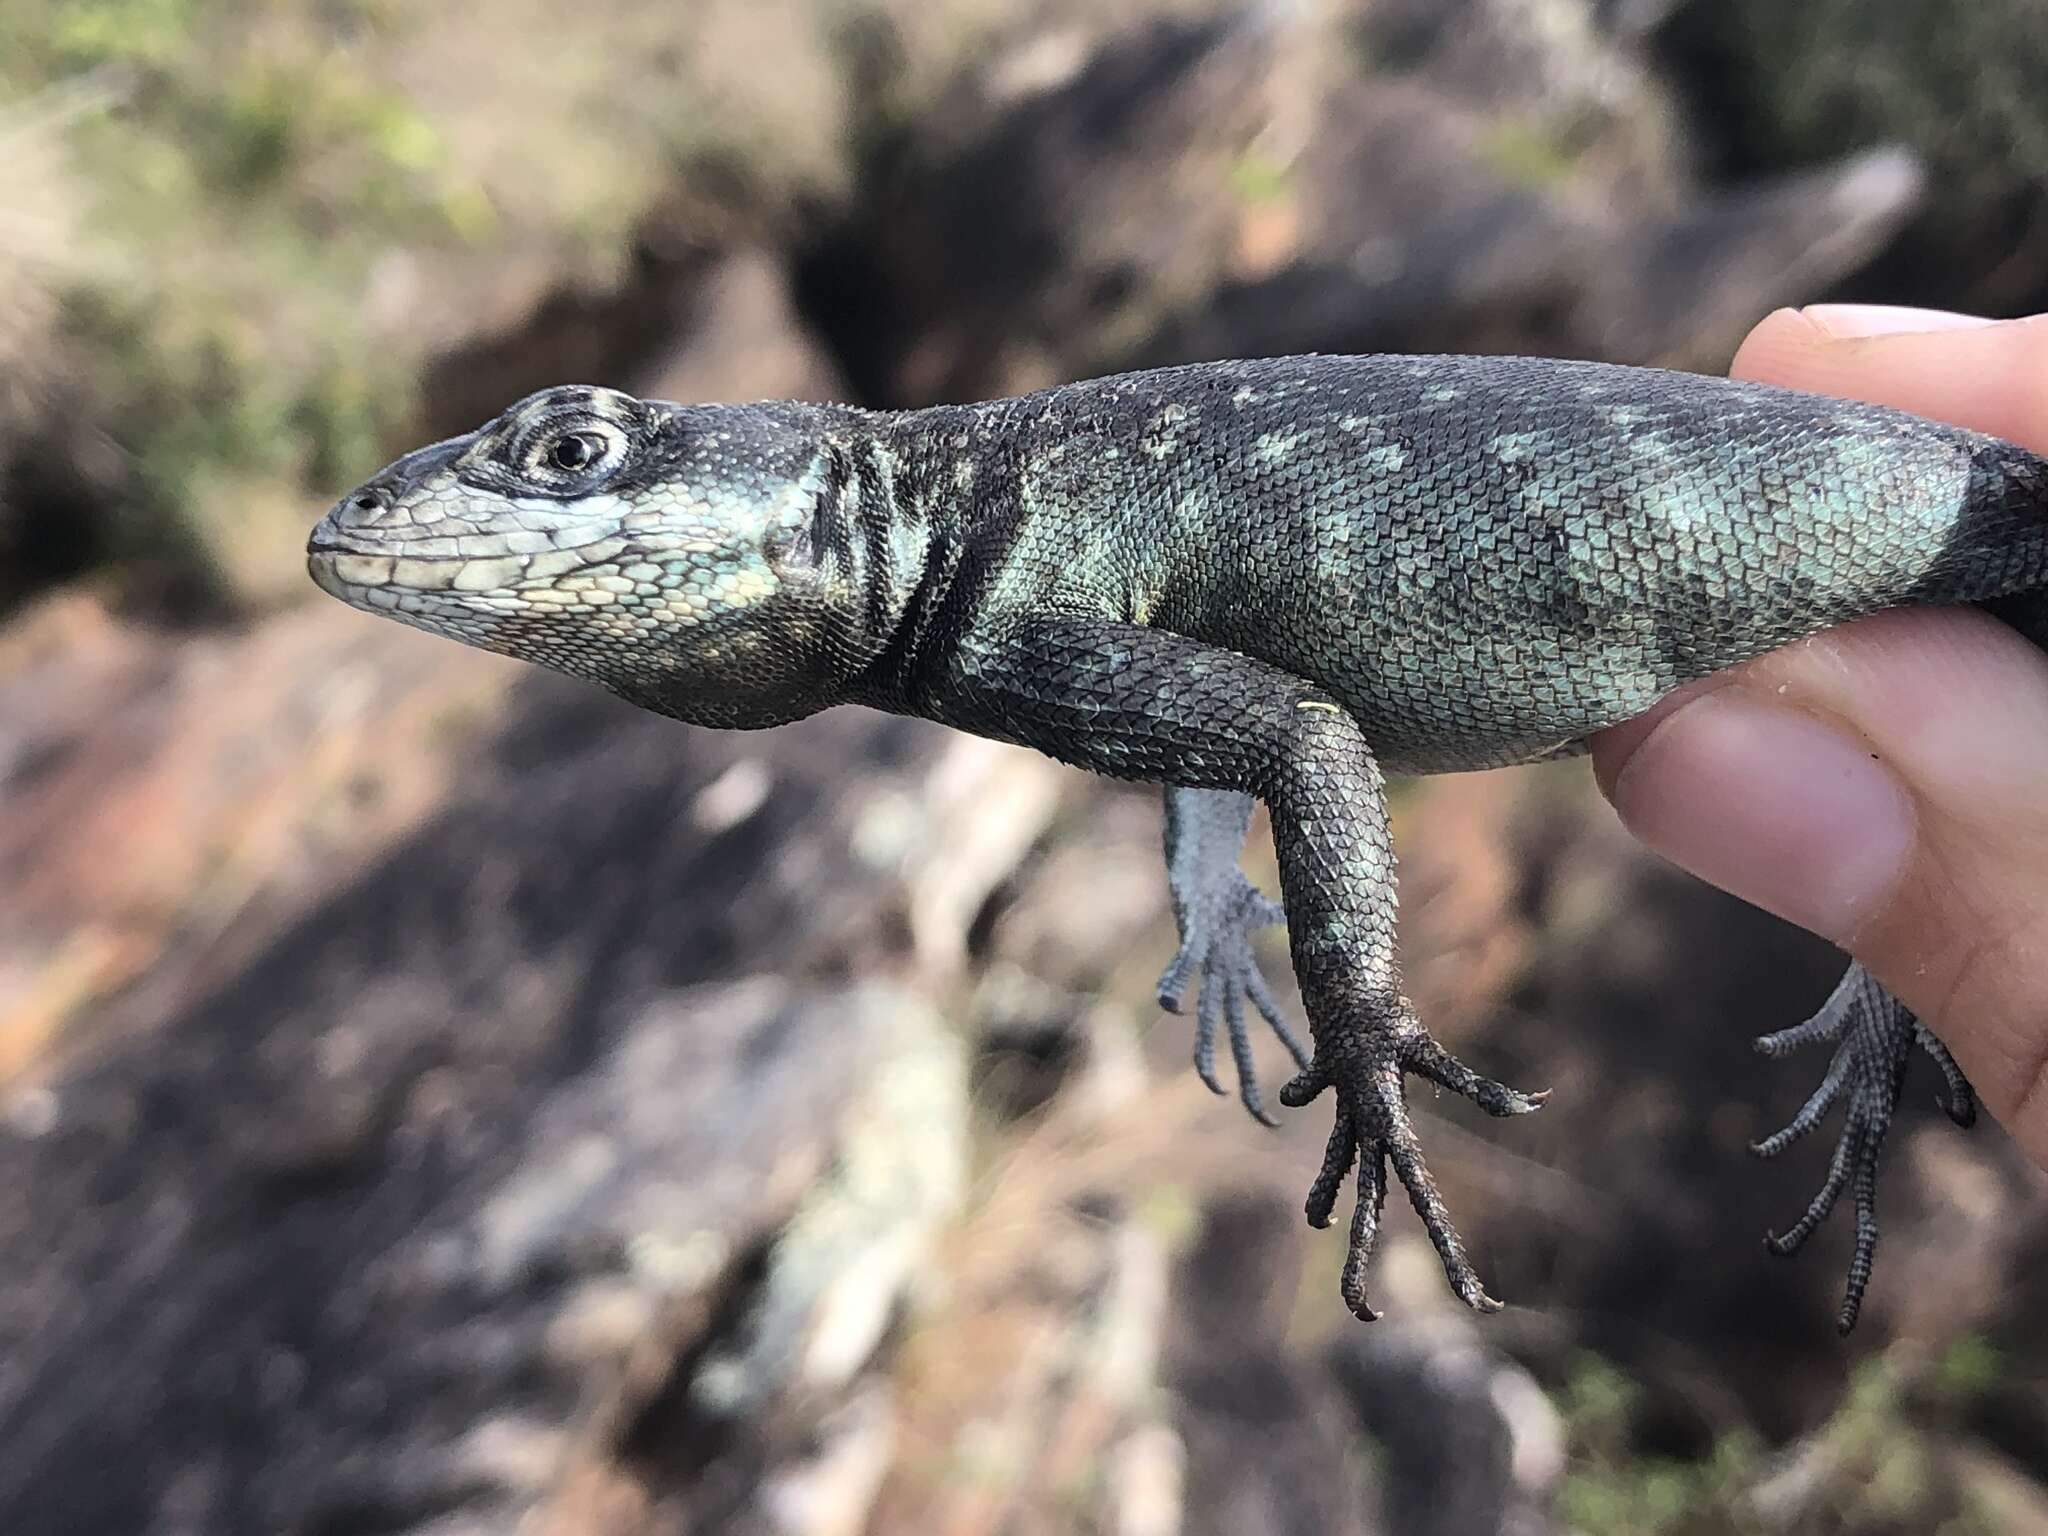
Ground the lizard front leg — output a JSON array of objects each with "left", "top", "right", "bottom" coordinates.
[
  {"left": 923, "top": 617, "right": 1544, "bottom": 1318},
  {"left": 1157, "top": 787, "right": 1307, "bottom": 1125}
]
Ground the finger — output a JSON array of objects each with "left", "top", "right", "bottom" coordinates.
[{"left": 1732, "top": 306, "right": 2048, "bottom": 454}]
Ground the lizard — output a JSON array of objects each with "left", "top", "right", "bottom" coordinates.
[{"left": 306, "top": 353, "right": 2048, "bottom": 1332}]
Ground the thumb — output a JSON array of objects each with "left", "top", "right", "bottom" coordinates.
[{"left": 1590, "top": 307, "right": 2048, "bottom": 1166}]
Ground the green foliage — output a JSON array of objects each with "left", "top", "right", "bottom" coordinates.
[
  {"left": 1557, "top": 1352, "right": 1638, "bottom": 1442},
  {"left": 1134, "top": 1182, "right": 1200, "bottom": 1249},
  {"left": 2, "top": 0, "right": 486, "bottom": 600},
  {"left": 21, "top": 1, "right": 486, "bottom": 239},
  {"left": 41, "top": 0, "right": 196, "bottom": 70},
  {"left": 1555, "top": 1349, "right": 2010, "bottom": 1536},
  {"left": 57, "top": 285, "right": 415, "bottom": 572},
  {"left": 1831, "top": 1360, "right": 1928, "bottom": 1516},
  {"left": 1227, "top": 150, "right": 1294, "bottom": 207},
  {"left": 1556, "top": 1354, "right": 1762, "bottom": 1536},
  {"left": 1933, "top": 1333, "right": 2004, "bottom": 1398},
  {"left": 1476, "top": 121, "right": 1582, "bottom": 191}
]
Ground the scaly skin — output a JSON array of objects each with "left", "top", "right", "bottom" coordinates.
[{"left": 309, "top": 355, "right": 2048, "bottom": 1329}]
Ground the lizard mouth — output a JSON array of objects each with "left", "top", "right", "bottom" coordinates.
[
  {"left": 307, "top": 518, "right": 540, "bottom": 610},
  {"left": 305, "top": 544, "right": 392, "bottom": 604},
  {"left": 305, "top": 514, "right": 393, "bottom": 597}
]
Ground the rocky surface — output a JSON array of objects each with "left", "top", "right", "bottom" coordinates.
[{"left": 0, "top": 673, "right": 1033, "bottom": 1534}]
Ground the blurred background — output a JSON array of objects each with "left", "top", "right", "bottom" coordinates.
[{"left": 3, "top": 1, "right": 2047, "bottom": 1532}]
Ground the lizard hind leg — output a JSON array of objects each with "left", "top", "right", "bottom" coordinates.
[{"left": 1752, "top": 962, "right": 1977, "bottom": 1334}]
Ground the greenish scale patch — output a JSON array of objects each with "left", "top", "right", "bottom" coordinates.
[{"left": 1488, "top": 430, "right": 1548, "bottom": 464}]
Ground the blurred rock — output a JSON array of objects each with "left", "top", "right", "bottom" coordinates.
[
  {"left": 1145, "top": 75, "right": 1921, "bottom": 372},
  {"left": 1328, "top": 1308, "right": 1563, "bottom": 1536},
  {"left": 5, "top": 3, "right": 2047, "bottom": 1531},
  {"left": 632, "top": 252, "right": 848, "bottom": 407},
  {"left": 805, "top": 0, "right": 1925, "bottom": 404},
  {"left": 1586, "top": 145, "right": 1923, "bottom": 366},
  {"left": 686, "top": 994, "right": 965, "bottom": 1421},
  {"left": 1169, "top": 1194, "right": 1381, "bottom": 1536},
  {"left": 1657, "top": 0, "right": 2048, "bottom": 316},
  {"left": 0, "top": 676, "right": 1053, "bottom": 1533},
  {"left": 803, "top": 5, "right": 1303, "bottom": 405},
  {"left": 1345, "top": 0, "right": 1682, "bottom": 193},
  {"left": 0, "top": 593, "right": 523, "bottom": 1087},
  {"left": 1394, "top": 766, "right": 2048, "bottom": 1439},
  {"left": 422, "top": 243, "right": 851, "bottom": 448},
  {"left": 867, "top": 1168, "right": 1184, "bottom": 1535}
]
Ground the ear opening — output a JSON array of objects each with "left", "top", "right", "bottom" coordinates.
[
  {"left": 764, "top": 448, "right": 847, "bottom": 575},
  {"left": 763, "top": 500, "right": 821, "bottom": 571}
]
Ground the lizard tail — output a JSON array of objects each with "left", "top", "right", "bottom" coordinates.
[{"left": 1963, "top": 440, "right": 2048, "bottom": 652}]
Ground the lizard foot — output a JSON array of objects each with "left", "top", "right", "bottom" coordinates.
[
  {"left": 1279, "top": 1011, "right": 1546, "bottom": 1319},
  {"left": 1751, "top": 962, "right": 1977, "bottom": 1334},
  {"left": 1157, "top": 873, "right": 1308, "bottom": 1127}
]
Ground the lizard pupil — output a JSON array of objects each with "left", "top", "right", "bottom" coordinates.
[{"left": 546, "top": 433, "right": 601, "bottom": 473}]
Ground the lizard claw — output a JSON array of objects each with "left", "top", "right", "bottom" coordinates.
[
  {"left": 1752, "top": 963, "right": 1977, "bottom": 1334},
  {"left": 1284, "top": 1010, "right": 1541, "bottom": 1320},
  {"left": 1159, "top": 875, "right": 1304, "bottom": 1128}
]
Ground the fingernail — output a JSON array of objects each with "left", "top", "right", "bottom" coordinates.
[
  {"left": 1606, "top": 690, "right": 1914, "bottom": 944},
  {"left": 1803, "top": 304, "right": 1997, "bottom": 339}
]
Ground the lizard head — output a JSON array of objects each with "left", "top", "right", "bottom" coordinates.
[{"left": 308, "top": 385, "right": 873, "bottom": 727}]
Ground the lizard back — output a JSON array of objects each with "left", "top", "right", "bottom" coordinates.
[{"left": 959, "top": 354, "right": 2048, "bottom": 771}]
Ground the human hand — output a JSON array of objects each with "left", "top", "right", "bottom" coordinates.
[{"left": 1590, "top": 305, "right": 2048, "bottom": 1170}]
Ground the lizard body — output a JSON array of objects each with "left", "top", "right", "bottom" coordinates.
[{"left": 309, "top": 354, "right": 2048, "bottom": 1329}]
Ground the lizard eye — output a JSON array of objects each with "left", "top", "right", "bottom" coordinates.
[
  {"left": 546, "top": 432, "right": 604, "bottom": 473},
  {"left": 522, "top": 421, "right": 626, "bottom": 483}
]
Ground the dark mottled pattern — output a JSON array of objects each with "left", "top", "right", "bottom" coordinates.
[
  {"left": 310, "top": 353, "right": 2048, "bottom": 1328},
  {"left": 887, "top": 356, "right": 2048, "bottom": 770}
]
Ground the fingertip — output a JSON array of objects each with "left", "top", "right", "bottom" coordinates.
[
  {"left": 1732, "top": 305, "right": 1994, "bottom": 387},
  {"left": 1729, "top": 306, "right": 1828, "bottom": 384},
  {"left": 1731, "top": 307, "right": 2048, "bottom": 451}
]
